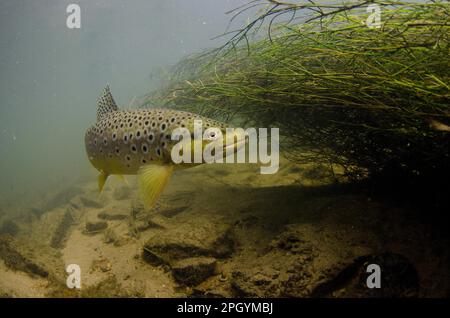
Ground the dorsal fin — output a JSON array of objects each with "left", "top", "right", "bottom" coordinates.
[{"left": 97, "top": 85, "right": 119, "bottom": 121}]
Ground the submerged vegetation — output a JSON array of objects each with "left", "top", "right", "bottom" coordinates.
[{"left": 142, "top": 0, "right": 449, "bottom": 199}]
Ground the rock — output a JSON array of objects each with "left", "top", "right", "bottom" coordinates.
[
  {"left": 135, "top": 220, "right": 151, "bottom": 232},
  {"left": 160, "top": 206, "right": 189, "bottom": 218},
  {"left": 98, "top": 211, "right": 128, "bottom": 221},
  {"left": 79, "top": 277, "right": 139, "bottom": 297},
  {"left": 229, "top": 224, "right": 318, "bottom": 297},
  {"left": 90, "top": 258, "right": 112, "bottom": 273},
  {"left": 113, "top": 186, "right": 131, "bottom": 201},
  {"left": 0, "top": 220, "right": 19, "bottom": 237},
  {"left": 85, "top": 221, "right": 108, "bottom": 233},
  {"left": 102, "top": 229, "right": 128, "bottom": 246},
  {"left": 79, "top": 196, "right": 103, "bottom": 208},
  {"left": 28, "top": 207, "right": 45, "bottom": 218},
  {"left": 69, "top": 197, "right": 83, "bottom": 210},
  {"left": 270, "top": 228, "right": 313, "bottom": 255},
  {"left": 171, "top": 257, "right": 217, "bottom": 286},
  {"left": 50, "top": 210, "right": 74, "bottom": 248},
  {"left": 310, "top": 252, "right": 420, "bottom": 298},
  {"left": 230, "top": 261, "right": 312, "bottom": 298},
  {"left": 44, "top": 186, "right": 83, "bottom": 210},
  {"left": 0, "top": 238, "right": 48, "bottom": 278},
  {"left": 142, "top": 219, "right": 234, "bottom": 266},
  {"left": 231, "top": 271, "right": 262, "bottom": 297},
  {"left": 103, "top": 228, "right": 118, "bottom": 244},
  {"left": 135, "top": 219, "right": 165, "bottom": 233}
]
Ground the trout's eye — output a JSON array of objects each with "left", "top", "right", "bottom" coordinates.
[{"left": 205, "top": 129, "right": 220, "bottom": 141}]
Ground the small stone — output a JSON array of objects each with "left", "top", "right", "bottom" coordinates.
[
  {"left": 91, "top": 258, "right": 112, "bottom": 273},
  {"left": 80, "top": 196, "right": 103, "bottom": 208},
  {"left": 85, "top": 221, "right": 108, "bottom": 233},
  {"left": 219, "top": 273, "right": 227, "bottom": 282},
  {"left": 98, "top": 211, "right": 128, "bottom": 221}
]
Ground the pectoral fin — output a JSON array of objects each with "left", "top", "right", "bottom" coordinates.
[
  {"left": 138, "top": 164, "right": 174, "bottom": 209},
  {"left": 98, "top": 171, "right": 109, "bottom": 193}
]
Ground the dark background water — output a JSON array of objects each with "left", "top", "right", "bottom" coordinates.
[{"left": 0, "top": 0, "right": 251, "bottom": 202}]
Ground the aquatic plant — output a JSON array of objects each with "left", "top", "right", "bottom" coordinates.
[{"left": 141, "top": 1, "right": 449, "bottom": 184}]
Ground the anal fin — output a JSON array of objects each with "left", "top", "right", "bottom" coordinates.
[
  {"left": 98, "top": 171, "right": 109, "bottom": 193},
  {"left": 138, "top": 164, "right": 173, "bottom": 210}
]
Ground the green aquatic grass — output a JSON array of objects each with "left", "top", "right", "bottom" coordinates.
[{"left": 141, "top": 1, "right": 450, "bottom": 180}]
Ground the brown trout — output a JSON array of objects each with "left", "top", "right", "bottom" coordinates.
[{"left": 85, "top": 85, "right": 243, "bottom": 208}]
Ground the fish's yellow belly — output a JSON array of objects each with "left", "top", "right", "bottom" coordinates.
[{"left": 88, "top": 156, "right": 141, "bottom": 175}]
